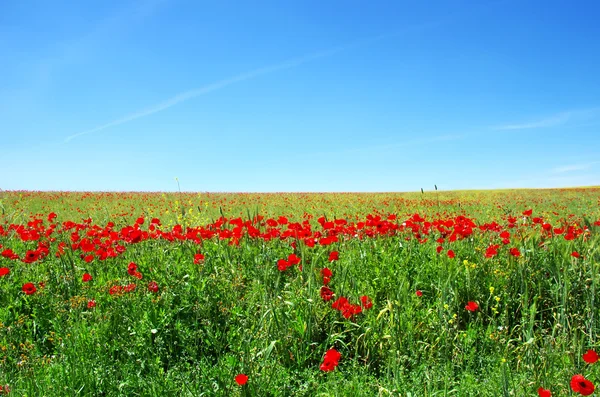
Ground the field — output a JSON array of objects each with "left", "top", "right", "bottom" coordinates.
[{"left": 0, "top": 189, "right": 599, "bottom": 396}]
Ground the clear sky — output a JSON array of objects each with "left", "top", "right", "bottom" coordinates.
[{"left": 1, "top": 0, "right": 599, "bottom": 192}]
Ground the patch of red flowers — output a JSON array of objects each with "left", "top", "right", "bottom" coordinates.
[
  {"left": 320, "top": 286, "right": 334, "bottom": 301},
  {"left": 147, "top": 281, "right": 159, "bottom": 293},
  {"left": 570, "top": 374, "right": 595, "bottom": 395},
  {"left": 22, "top": 282, "right": 37, "bottom": 295},
  {"left": 234, "top": 374, "right": 248, "bottom": 386},
  {"left": 319, "top": 348, "right": 341, "bottom": 371},
  {"left": 583, "top": 349, "right": 599, "bottom": 364},
  {"left": 537, "top": 387, "right": 551, "bottom": 397},
  {"left": 321, "top": 267, "right": 332, "bottom": 285},
  {"left": 277, "top": 253, "right": 301, "bottom": 271}
]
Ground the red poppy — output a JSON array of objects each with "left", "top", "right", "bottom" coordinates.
[
  {"left": 127, "top": 262, "right": 138, "bottom": 275},
  {"left": 82, "top": 273, "right": 93, "bottom": 282},
  {"left": 148, "top": 281, "right": 159, "bottom": 293},
  {"left": 523, "top": 209, "right": 533, "bottom": 216},
  {"left": 416, "top": 290, "right": 423, "bottom": 297},
  {"left": 277, "top": 259, "right": 290, "bottom": 271},
  {"left": 87, "top": 299, "right": 96, "bottom": 309},
  {"left": 583, "top": 349, "right": 599, "bottom": 364},
  {"left": 509, "top": 248, "right": 521, "bottom": 257},
  {"left": 23, "top": 250, "right": 40, "bottom": 263},
  {"left": 328, "top": 251, "right": 339, "bottom": 262},
  {"left": 572, "top": 251, "right": 581, "bottom": 259},
  {"left": 447, "top": 250, "right": 455, "bottom": 258},
  {"left": 436, "top": 245, "right": 443, "bottom": 254},
  {"left": 319, "top": 348, "right": 341, "bottom": 371},
  {"left": 360, "top": 295, "right": 373, "bottom": 309},
  {"left": 22, "top": 282, "right": 37, "bottom": 295},
  {"left": 0, "top": 267, "right": 9, "bottom": 277},
  {"left": 234, "top": 374, "right": 248, "bottom": 386},
  {"left": 109, "top": 285, "right": 122, "bottom": 295},
  {"left": 320, "top": 286, "right": 334, "bottom": 301},
  {"left": 194, "top": 253, "right": 205, "bottom": 264},
  {"left": 321, "top": 267, "right": 332, "bottom": 284},
  {"left": 571, "top": 374, "right": 595, "bottom": 395},
  {"left": 465, "top": 301, "right": 479, "bottom": 312},
  {"left": 537, "top": 387, "right": 551, "bottom": 397}
]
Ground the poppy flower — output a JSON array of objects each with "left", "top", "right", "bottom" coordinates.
[
  {"left": 509, "top": 248, "right": 521, "bottom": 257},
  {"left": 328, "top": 251, "right": 339, "bottom": 262},
  {"left": 465, "top": 301, "right": 479, "bottom": 312},
  {"left": 320, "top": 286, "right": 334, "bottom": 301},
  {"left": 234, "top": 374, "right": 248, "bottom": 386},
  {"left": 319, "top": 348, "right": 341, "bottom": 371},
  {"left": 416, "top": 290, "right": 423, "bottom": 297},
  {"left": 360, "top": 295, "right": 373, "bottom": 309},
  {"left": 127, "top": 262, "right": 138, "bottom": 275},
  {"left": 583, "top": 349, "right": 599, "bottom": 364},
  {"left": 22, "top": 282, "right": 37, "bottom": 295},
  {"left": 321, "top": 267, "right": 332, "bottom": 284},
  {"left": 87, "top": 299, "right": 96, "bottom": 309},
  {"left": 0, "top": 267, "right": 9, "bottom": 277},
  {"left": 82, "top": 273, "right": 93, "bottom": 282},
  {"left": 447, "top": 250, "right": 455, "bottom": 258},
  {"left": 147, "top": 281, "right": 159, "bottom": 293},
  {"left": 570, "top": 374, "right": 595, "bottom": 395},
  {"left": 537, "top": 387, "right": 551, "bottom": 397},
  {"left": 572, "top": 251, "right": 581, "bottom": 259},
  {"left": 193, "top": 253, "right": 205, "bottom": 264}
]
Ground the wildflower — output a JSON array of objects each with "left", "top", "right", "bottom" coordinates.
[
  {"left": 572, "top": 251, "right": 581, "bottom": 259},
  {"left": 82, "top": 273, "right": 93, "bottom": 282},
  {"left": 321, "top": 267, "right": 332, "bottom": 285},
  {"left": 360, "top": 295, "right": 373, "bottom": 309},
  {"left": 22, "top": 283, "right": 37, "bottom": 295},
  {"left": 583, "top": 349, "right": 599, "bottom": 364},
  {"left": 509, "top": 248, "right": 521, "bottom": 257},
  {"left": 328, "top": 251, "right": 339, "bottom": 262},
  {"left": 147, "top": 281, "right": 159, "bottom": 293},
  {"left": 570, "top": 374, "right": 594, "bottom": 395},
  {"left": 447, "top": 250, "right": 455, "bottom": 258},
  {"left": 320, "top": 348, "right": 341, "bottom": 371},
  {"left": 465, "top": 301, "right": 479, "bottom": 312},
  {"left": 87, "top": 300, "right": 96, "bottom": 309},
  {"left": 127, "top": 262, "right": 138, "bottom": 275},
  {"left": 234, "top": 374, "right": 248, "bottom": 386},
  {"left": 416, "top": 290, "right": 423, "bottom": 297},
  {"left": 193, "top": 253, "right": 205, "bottom": 264},
  {"left": 537, "top": 387, "right": 551, "bottom": 397},
  {"left": 320, "top": 286, "right": 334, "bottom": 301},
  {"left": 0, "top": 267, "right": 9, "bottom": 277}
]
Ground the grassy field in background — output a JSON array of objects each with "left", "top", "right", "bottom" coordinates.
[{"left": 0, "top": 188, "right": 599, "bottom": 396}]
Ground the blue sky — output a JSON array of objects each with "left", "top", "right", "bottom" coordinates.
[{"left": 1, "top": 0, "right": 599, "bottom": 192}]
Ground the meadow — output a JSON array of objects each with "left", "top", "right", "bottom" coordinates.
[{"left": 0, "top": 188, "right": 599, "bottom": 396}]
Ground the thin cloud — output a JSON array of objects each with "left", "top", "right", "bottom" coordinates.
[
  {"left": 553, "top": 161, "right": 599, "bottom": 173},
  {"left": 492, "top": 107, "right": 600, "bottom": 131},
  {"left": 64, "top": 27, "right": 436, "bottom": 143},
  {"left": 493, "top": 112, "right": 572, "bottom": 130}
]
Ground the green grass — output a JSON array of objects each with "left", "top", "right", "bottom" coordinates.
[{"left": 0, "top": 189, "right": 599, "bottom": 396}]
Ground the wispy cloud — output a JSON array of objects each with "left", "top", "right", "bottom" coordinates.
[
  {"left": 64, "top": 27, "right": 435, "bottom": 143},
  {"left": 552, "top": 161, "right": 599, "bottom": 173},
  {"left": 64, "top": 46, "right": 348, "bottom": 142},
  {"left": 493, "top": 112, "right": 573, "bottom": 130},
  {"left": 492, "top": 107, "right": 600, "bottom": 131}
]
